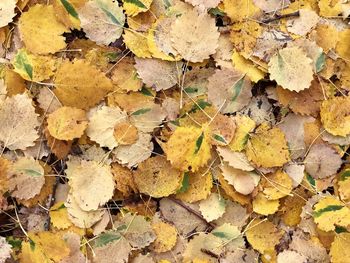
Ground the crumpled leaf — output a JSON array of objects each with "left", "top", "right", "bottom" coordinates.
[
  {"left": 18, "top": 4, "right": 68, "bottom": 54},
  {"left": 79, "top": 0, "right": 125, "bottom": 45},
  {"left": 0, "top": 93, "right": 39, "bottom": 150},
  {"left": 268, "top": 47, "right": 314, "bottom": 92}
]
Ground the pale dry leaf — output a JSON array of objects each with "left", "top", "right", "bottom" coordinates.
[
  {"left": 79, "top": 0, "right": 125, "bottom": 45},
  {"left": 8, "top": 157, "right": 45, "bottom": 200},
  {"left": 87, "top": 105, "right": 127, "bottom": 149},
  {"left": 304, "top": 143, "right": 342, "bottom": 179},
  {"left": 208, "top": 68, "right": 252, "bottom": 114},
  {"left": 277, "top": 250, "right": 307, "bottom": 263},
  {"left": 253, "top": 0, "right": 290, "bottom": 12},
  {"left": 217, "top": 146, "right": 254, "bottom": 171},
  {"left": 66, "top": 159, "right": 115, "bottom": 211},
  {"left": 0, "top": 0, "right": 16, "bottom": 27},
  {"left": 286, "top": 9, "right": 319, "bottom": 36},
  {"left": 0, "top": 236, "right": 11, "bottom": 263},
  {"left": 65, "top": 194, "right": 105, "bottom": 228},
  {"left": 113, "top": 132, "right": 153, "bottom": 168},
  {"left": 268, "top": 47, "right": 314, "bottom": 92},
  {"left": 134, "top": 58, "right": 179, "bottom": 91},
  {"left": 198, "top": 192, "right": 226, "bottom": 222},
  {"left": 0, "top": 93, "right": 39, "bottom": 150},
  {"left": 283, "top": 163, "right": 305, "bottom": 188},
  {"left": 184, "top": 0, "right": 221, "bottom": 9},
  {"left": 130, "top": 103, "right": 166, "bottom": 133},
  {"left": 170, "top": 8, "right": 219, "bottom": 62}
]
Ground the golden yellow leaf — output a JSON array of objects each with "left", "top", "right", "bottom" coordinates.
[
  {"left": 113, "top": 121, "right": 138, "bottom": 145},
  {"left": 47, "top": 106, "right": 88, "bottom": 140},
  {"left": 134, "top": 156, "right": 183, "bottom": 198},
  {"left": 53, "top": 0, "right": 86, "bottom": 29},
  {"left": 320, "top": 96, "right": 350, "bottom": 137},
  {"left": 20, "top": 231, "right": 70, "bottom": 263},
  {"left": 338, "top": 169, "right": 350, "bottom": 202},
  {"left": 151, "top": 222, "right": 177, "bottom": 253},
  {"left": 175, "top": 170, "right": 213, "bottom": 203},
  {"left": 123, "top": 30, "right": 152, "bottom": 58},
  {"left": 165, "top": 126, "right": 212, "bottom": 172},
  {"left": 54, "top": 59, "right": 113, "bottom": 109},
  {"left": 330, "top": 232, "right": 350, "bottom": 263},
  {"left": 262, "top": 170, "right": 293, "bottom": 200},
  {"left": 223, "top": 0, "right": 260, "bottom": 22},
  {"left": 232, "top": 51, "right": 265, "bottom": 82},
  {"left": 336, "top": 29, "right": 350, "bottom": 61},
  {"left": 50, "top": 202, "right": 73, "bottom": 230},
  {"left": 313, "top": 196, "right": 350, "bottom": 232},
  {"left": 252, "top": 192, "right": 280, "bottom": 216},
  {"left": 18, "top": 4, "right": 68, "bottom": 54},
  {"left": 123, "top": 0, "right": 152, "bottom": 17},
  {"left": 246, "top": 123, "right": 290, "bottom": 168},
  {"left": 228, "top": 114, "right": 255, "bottom": 151},
  {"left": 319, "top": 0, "right": 342, "bottom": 17},
  {"left": 246, "top": 219, "right": 284, "bottom": 254}
]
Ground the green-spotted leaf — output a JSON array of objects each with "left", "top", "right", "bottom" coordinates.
[
  {"left": 313, "top": 205, "right": 344, "bottom": 217},
  {"left": 13, "top": 49, "right": 33, "bottom": 80},
  {"left": 194, "top": 132, "right": 204, "bottom": 154},
  {"left": 93, "top": 231, "right": 121, "bottom": 248},
  {"left": 131, "top": 108, "right": 151, "bottom": 116},
  {"left": 231, "top": 74, "right": 246, "bottom": 102},
  {"left": 213, "top": 134, "right": 227, "bottom": 144},
  {"left": 177, "top": 172, "right": 190, "bottom": 193},
  {"left": 123, "top": 0, "right": 152, "bottom": 16},
  {"left": 140, "top": 86, "right": 154, "bottom": 97},
  {"left": 60, "top": 0, "right": 79, "bottom": 19},
  {"left": 315, "top": 52, "right": 325, "bottom": 73}
]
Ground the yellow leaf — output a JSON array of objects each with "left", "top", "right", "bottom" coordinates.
[
  {"left": 164, "top": 126, "right": 212, "bottom": 172},
  {"left": 320, "top": 96, "right": 350, "bottom": 137},
  {"left": 338, "top": 169, "right": 350, "bottom": 202},
  {"left": 223, "top": 0, "right": 260, "bottom": 22},
  {"left": 313, "top": 196, "right": 350, "bottom": 232},
  {"left": 330, "top": 232, "right": 350, "bottom": 263},
  {"left": 151, "top": 222, "right": 177, "bottom": 253},
  {"left": 20, "top": 231, "right": 70, "bottom": 263},
  {"left": 246, "top": 219, "right": 284, "bottom": 254},
  {"left": 336, "top": 29, "right": 350, "bottom": 64},
  {"left": 176, "top": 170, "right": 213, "bottom": 203},
  {"left": 246, "top": 123, "right": 290, "bottom": 168},
  {"left": 232, "top": 51, "right": 265, "bottom": 82},
  {"left": 50, "top": 202, "right": 73, "bottom": 230},
  {"left": 47, "top": 106, "right": 88, "bottom": 140},
  {"left": 54, "top": 59, "right": 113, "bottom": 109},
  {"left": 253, "top": 192, "right": 280, "bottom": 216},
  {"left": 133, "top": 156, "right": 183, "bottom": 198},
  {"left": 228, "top": 114, "right": 255, "bottom": 151},
  {"left": 262, "top": 170, "right": 293, "bottom": 200},
  {"left": 18, "top": 4, "right": 68, "bottom": 54},
  {"left": 318, "top": 0, "right": 342, "bottom": 17},
  {"left": 123, "top": 30, "right": 152, "bottom": 58},
  {"left": 53, "top": 0, "right": 86, "bottom": 29}
]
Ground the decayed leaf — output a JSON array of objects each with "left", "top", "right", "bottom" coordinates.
[
  {"left": 207, "top": 68, "right": 252, "bottom": 114},
  {"left": 268, "top": 47, "right": 314, "bottom": 92},
  {"left": 18, "top": 4, "right": 68, "bottom": 54},
  {"left": 86, "top": 105, "right": 127, "bottom": 149},
  {"left": 47, "top": 106, "right": 88, "bottom": 140},
  {"left": 330, "top": 233, "right": 350, "bottom": 263},
  {"left": 320, "top": 96, "right": 350, "bottom": 137},
  {"left": 151, "top": 221, "right": 177, "bottom": 253},
  {"left": 246, "top": 123, "right": 290, "bottom": 168},
  {"left": 198, "top": 193, "right": 226, "bottom": 222},
  {"left": 304, "top": 143, "right": 342, "bottom": 179},
  {"left": 0, "top": 93, "right": 39, "bottom": 150},
  {"left": 313, "top": 196, "right": 350, "bottom": 232},
  {"left": 246, "top": 219, "right": 283, "bottom": 254},
  {"left": 164, "top": 126, "right": 211, "bottom": 172},
  {"left": 0, "top": 0, "right": 16, "bottom": 27},
  {"left": 134, "top": 58, "right": 178, "bottom": 91},
  {"left": 79, "top": 0, "right": 125, "bottom": 45},
  {"left": 170, "top": 8, "right": 219, "bottom": 62},
  {"left": 133, "top": 156, "right": 183, "bottom": 198},
  {"left": 0, "top": 236, "right": 12, "bottom": 263},
  {"left": 66, "top": 159, "right": 115, "bottom": 211},
  {"left": 54, "top": 59, "right": 113, "bottom": 109}
]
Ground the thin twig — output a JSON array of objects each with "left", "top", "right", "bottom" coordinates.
[{"left": 260, "top": 11, "right": 300, "bottom": 23}]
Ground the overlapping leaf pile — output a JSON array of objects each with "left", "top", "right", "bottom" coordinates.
[{"left": 1, "top": 0, "right": 350, "bottom": 262}]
